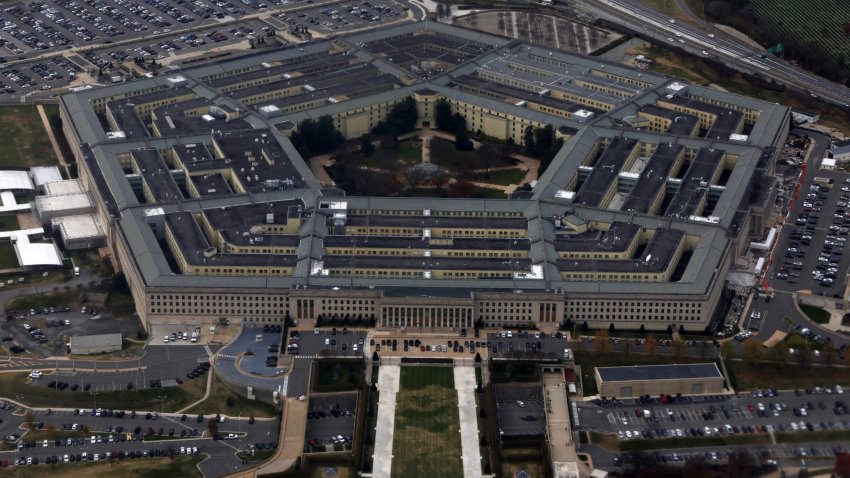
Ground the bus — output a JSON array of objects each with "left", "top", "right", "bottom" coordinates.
[{"left": 813, "top": 176, "right": 833, "bottom": 188}]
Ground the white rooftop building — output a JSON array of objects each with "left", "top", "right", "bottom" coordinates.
[
  {"left": 43, "top": 178, "right": 85, "bottom": 197},
  {"left": 30, "top": 166, "right": 63, "bottom": 189},
  {"left": 52, "top": 214, "right": 106, "bottom": 250},
  {"left": 11, "top": 232, "right": 63, "bottom": 267},
  {"left": 0, "top": 170, "right": 34, "bottom": 192},
  {"left": 35, "top": 192, "right": 96, "bottom": 222}
]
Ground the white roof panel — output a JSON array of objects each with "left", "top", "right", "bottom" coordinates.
[
  {"left": 12, "top": 233, "right": 62, "bottom": 267},
  {"left": 0, "top": 170, "right": 34, "bottom": 191},
  {"left": 30, "top": 166, "right": 63, "bottom": 186}
]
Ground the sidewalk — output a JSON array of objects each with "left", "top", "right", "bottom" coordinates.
[
  {"left": 373, "top": 365, "right": 400, "bottom": 478},
  {"left": 454, "top": 366, "right": 483, "bottom": 478}
]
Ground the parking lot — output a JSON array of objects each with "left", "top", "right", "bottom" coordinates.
[
  {"left": 273, "top": 0, "right": 408, "bottom": 35},
  {"left": 2, "top": 306, "right": 143, "bottom": 357},
  {"left": 771, "top": 178, "right": 850, "bottom": 295},
  {"left": 575, "top": 387, "right": 849, "bottom": 443},
  {"left": 0, "top": 0, "right": 285, "bottom": 58},
  {"left": 304, "top": 392, "right": 356, "bottom": 452},
  {"left": 495, "top": 383, "right": 546, "bottom": 439},
  {"left": 290, "top": 328, "right": 366, "bottom": 359},
  {"left": 0, "top": 400, "right": 278, "bottom": 472}
]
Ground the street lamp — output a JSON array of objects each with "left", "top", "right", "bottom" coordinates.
[
  {"left": 91, "top": 392, "right": 99, "bottom": 410},
  {"left": 157, "top": 395, "right": 166, "bottom": 414}
]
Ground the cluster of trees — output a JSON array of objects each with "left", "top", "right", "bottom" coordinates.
[
  {"left": 694, "top": 0, "right": 850, "bottom": 86},
  {"left": 523, "top": 124, "right": 563, "bottom": 171},
  {"left": 290, "top": 115, "right": 345, "bottom": 158},
  {"left": 372, "top": 97, "right": 418, "bottom": 137},
  {"left": 435, "top": 100, "right": 474, "bottom": 151}
]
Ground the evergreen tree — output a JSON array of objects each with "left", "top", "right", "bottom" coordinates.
[
  {"left": 435, "top": 98, "right": 453, "bottom": 131},
  {"left": 523, "top": 125, "right": 535, "bottom": 155},
  {"left": 360, "top": 134, "right": 375, "bottom": 156}
]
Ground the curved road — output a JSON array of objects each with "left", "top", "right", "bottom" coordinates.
[{"left": 578, "top": 0, "right": 850, "bottom": 107}]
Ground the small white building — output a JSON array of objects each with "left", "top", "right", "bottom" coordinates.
[
  {"left": 822, "top": 157, "right": 837, "bottom": 171},
  {"left": 69, "top": 333, "right": 122, "bottom": 355},
  {"left": 830, "top": 139, "right": 850, "bottom": 162},
  {"left": 791, "top": 108, "right": 820, "bottom": 125}
]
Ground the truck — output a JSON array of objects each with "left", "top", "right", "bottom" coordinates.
[{"left": 73, "top": 267, "right": 80, "bottom": 277}]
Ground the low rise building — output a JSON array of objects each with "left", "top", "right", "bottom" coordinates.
[
  {"left": 69, "top": 333, "right": 122, "bottom": 355},
  {"left": 595, "top": 363, "right": 724, "bottom": 397}
]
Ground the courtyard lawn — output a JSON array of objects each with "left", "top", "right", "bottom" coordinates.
[
  {"left": 0, "top": 241, "right": 18, "bottom": 269},
  {"left": 311, "top": 359, "right": 365, "bottom": 393},
  {"left": 391, "top": 367, "right": 463, "bottom": 478},
  {"left": 0, "top": 105, "right": 58, "bottom": 168},
  {"left": 467, "top": 167, "right": 526, "bottom": 186},
  {"left": 801, "top": 305, "right": 831, "bottom": 324}
]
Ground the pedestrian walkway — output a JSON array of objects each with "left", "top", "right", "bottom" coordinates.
[
  {"left": 454, "top": 366, "right": 483, "bottom": 478},
  {"left": 372, "top": 364, "right": 400, "bottom": 478}
]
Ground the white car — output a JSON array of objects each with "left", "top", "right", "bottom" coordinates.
[
  {"left": 43, "top": 440, "right": 48, "bottom": 447},
  {"left": 93, "top": 453, "right": 99, "bottom": 461},
  {"left": 708, "top": 33, "right": 715, "bottom": 38},
  {"left": 516, "top": 400, "right": 526, "bottom": 408},
  {"left": 29, "top": 370, "right": 42, "bottom": 379},
  {"left": 22, "top": 323, "right": 31, "bottom": 330}
]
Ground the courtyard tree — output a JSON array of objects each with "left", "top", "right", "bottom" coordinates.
[
  {"left": 742, "top": 339, "right": 763, "bottom": 365},
  {"left": 360, "top": 134, "right": 375, "bottom": 156},
  {"left": 372, "top": 96, "right": 418, "bottom": 136},
  {"left": 595, "top": 329, "right": 610, "bottom": 353},
  {"left": 720, "top": 340, "right": 734, "bottom": 359},
  {"left": 207, "top": 418, "right": 219, "bottom": 438},
  {"left": 671, "top": 338, "right": 685, "bottom": 358},
  {"left": 455, "top": 128, "right": 474, "bottom": 151},
  {"left": 523, "top": 125, "right": 535, "bottom": 155},
  {"left": 435, "top": 98, "right": 453, "bottom": 131},
  {"left": 645, "top": 335, "right": 658, "bottom": 357},
  {"left": 291, "top": 115, "right": 344, "bottom": 157}
]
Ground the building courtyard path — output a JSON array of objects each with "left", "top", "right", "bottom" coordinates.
[
  {"left": 373, "top": 364, "right": 401, "bottom": 478},
  {"left": 454, "top": 365, "right": 483, "bottom": 478}
]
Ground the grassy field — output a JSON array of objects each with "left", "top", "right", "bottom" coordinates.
[
  {"left": 749, "top": 0, "right": 850, "bottom": 64},
  {"left": 0, "top": 214, "right": 20, "bottom": 231},
  {"left": 0, "top": 241, "right": 19, "bottom": 269},
  {"left": 467, "top": 167, "right": 526, "bottom": 186},
  {"left": 801, "top": 305, "right": 832, "bottom": 324},
  {"left": 0, "top": 105, "right": 58, "bottom": 168},
  {"left": 184, "top": 372, "right": 278, "bottom": 418},
  {"left": 726, "top": 361, "right": 850, "bottom": 390},
  {"left": 0, "top": 455, "right": 204, "bottom": 478},
  {"left": 391, "top": 367, "right": 462, "bottom": 478},
  {"left": 311, "top": 359, "right": 364, "bottom": 393},
  {"left": 6, "top": 289, "right": 81, "bottom": 311},
  {"left": 0, "top": 372, "right": 207, "bottom": 412},
  {"left": 589, "top": 431, "right": 770, "bottom": 452}
]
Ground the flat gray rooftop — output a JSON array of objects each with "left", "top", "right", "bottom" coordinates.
[{"left": 597, "top": 363, "right": 722, "bottom": 382}]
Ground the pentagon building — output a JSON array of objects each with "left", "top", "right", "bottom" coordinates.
[{"left": 59, "top": 22, "right": 789, "bottom": 332}]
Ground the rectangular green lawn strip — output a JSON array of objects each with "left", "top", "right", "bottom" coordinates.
[
  {"left": 0, "top": 106, "right": 58, "bottom": 168},
  {"left": 391, "top": 367, "right": 463, "bottom": 478}
]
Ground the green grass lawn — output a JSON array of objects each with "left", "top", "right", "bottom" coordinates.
[
  {"left": 311, "top": 359, "right": 365, "bottom": 393},
  {"left": 0, "top": 214, "right": 20, "bottom": 231},
  {"left": 184, "top": 372, "right": 278, "bottom": 418},
  {"left": 467, "top": 168, "right": 526, "bottom": 186},
  {"left": 801, "top": 305, "right": 831, "bottom": 324},
  {"left": 0, "top": 455, "right": 204, "bottom": 478},
  {"left": 392, "top": 367, "right": 462, "bottom": 478},
  {"left": 725, "top": 361, "right": 850, "bottom": 391},
  {"left": 0, "top": 105, "right": 58, "bottom": 168},
  {"left": 0, "top": 372, "right": 207, "bottom": 412},
  {"left": 0, "top": 241, "right": 19, "bottom": 269}
]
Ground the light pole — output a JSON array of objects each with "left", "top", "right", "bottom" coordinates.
[
  {"left": 157, "top": 395, "right": 166, "bottom": 414},
  {"left": 91, "top": 391, "right": 99, "bottom": 410}
]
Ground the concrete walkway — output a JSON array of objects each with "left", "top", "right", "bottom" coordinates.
[
  {"left": 373, "top": 364, "right": 400, "bottom": 478},
  {"left": 454, "top": 366, "right": 483, "bottom": 478}
]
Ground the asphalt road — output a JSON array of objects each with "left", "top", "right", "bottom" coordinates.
[{"left": 575, "top": 0, "right": 850, "bottom": 107}]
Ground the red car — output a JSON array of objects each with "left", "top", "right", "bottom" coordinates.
[{"left": 747, "top": 404, "right": 755, "bottom": 412}]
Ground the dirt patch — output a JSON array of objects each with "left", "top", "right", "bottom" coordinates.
[
  {"left": 15, "top": 213, "right": 39, "bottom": 230},
  {"left": 760, "top": 330, "right": 788, "bottom": 348}
]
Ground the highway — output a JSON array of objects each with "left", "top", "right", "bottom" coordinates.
[{"left": 576, "top": 0, "right": 850, "bottom": 107}]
